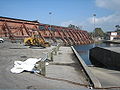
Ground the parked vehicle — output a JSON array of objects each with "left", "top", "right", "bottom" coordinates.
[{"left": 0, "top": 38, "right": 4, "bottom": 43}]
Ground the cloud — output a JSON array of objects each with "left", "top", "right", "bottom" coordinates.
[
  {"left": 96, "top": 0, "right": 120, "bottom": 11},
  {"left": 81, "top": 0, "right": 120, "bottom": 31},
  {"left": 61, "top": 20, "right": 81, "bottom": 27},
  {"left": 86, "top": 13, "right": 120, "bottom": 31},
  {"left": 94, "top": 0, "right": 120, "bottom": 31},
  {"left": 88, "top": 13, "right": 120, "bottom": 24},
  {"left": 61, "top": 20, "right": 74, "bottom": 27},
  {"left": 61, "top": 13, "right": 120, "bottom": 31},
  {"left": 61, "top": 0, "right": 120, "bottom": 32},
  {"left": 60, "top": 20, "right": 84, "bottom": 30}
]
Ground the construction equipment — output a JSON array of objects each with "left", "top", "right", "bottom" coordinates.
[{"left": 24, "top": 35, "right": 50, "bottom": 48}]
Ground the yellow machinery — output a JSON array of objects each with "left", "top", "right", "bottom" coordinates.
[{"left": 24, "top": 35, "right": 50, "bottom": 48}]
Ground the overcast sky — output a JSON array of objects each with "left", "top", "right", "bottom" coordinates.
[{"left": 0, "top": 0, "right": 120, "bottom": 32}]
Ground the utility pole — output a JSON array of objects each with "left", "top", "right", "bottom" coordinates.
[
  {"left": 49, "top": 12, "right": 52, "bottom": 44},
  {"left": 49, "top": 12, "right": 52, "bottom": 30},
  {"left": 93, "top": 14, "right": 96, "bottom": 32},
  {"left": 93, "top": 14, "right": 96, "bottom": 47}
]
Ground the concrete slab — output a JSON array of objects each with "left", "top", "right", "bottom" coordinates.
[
  {"left": 104, "top": 47, "right": 120, "bottom": 53},
  {"left": 47, "top": 47, "right": 89, "bottom": 85},
  {"left": 89, "top": 67, "right": 120, "bottom": 89}
]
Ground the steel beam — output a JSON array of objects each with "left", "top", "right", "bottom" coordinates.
[{"left": 0, "top": 17, "right": 93, "bottom": 45}]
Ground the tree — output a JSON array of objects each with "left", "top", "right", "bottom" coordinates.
[
  {"left": 115, "top": 25, "right": 120, "bottom": 31},
  {"left": 93, "top": 28, "right": 105, "bottom": 37},
  {"left": 68, "top": 24, "right": 81, "bottom": 30},
  {"left": 115, "top": 25, "right": 120, "bottom": 35}
]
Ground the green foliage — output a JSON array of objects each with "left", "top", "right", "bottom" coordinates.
[
  {"left": 115, "top": 25, "right": 120, "bottom": 35},
  {"left": 93, "top": 28, "right": 105, "bottom": 37},
  {"left": 115, "top": 25, "right": 120, "bottom": 31},
  {"left": 68, "top": 24, "right": 81, "bottom": 30},
  {"left": 90, "top": 28, "right": 105, "bottom": 37}
]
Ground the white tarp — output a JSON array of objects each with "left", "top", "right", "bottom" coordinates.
[{"left": 11, "top": 58, "right": 41, "bottom": 73}]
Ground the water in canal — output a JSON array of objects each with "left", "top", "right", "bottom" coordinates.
[{"left": 74, "top": 43, "right": 120, "bottom": 65}]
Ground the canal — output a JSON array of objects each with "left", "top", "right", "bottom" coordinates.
[{"left": 74, "top": 43, "right": 120, "bottom": 65}]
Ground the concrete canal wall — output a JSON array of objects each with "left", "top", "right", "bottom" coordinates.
[{"left": 90, "top": 47, "right": 120, "bottom": 70}]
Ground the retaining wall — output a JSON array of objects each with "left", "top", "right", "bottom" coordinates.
[{"left": 90, "top": 47, "right": 120, "bottom": 70}]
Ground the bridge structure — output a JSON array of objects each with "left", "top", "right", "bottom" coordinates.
[{"left": 0, "top": 16, "right": 93, "bottom": 45}]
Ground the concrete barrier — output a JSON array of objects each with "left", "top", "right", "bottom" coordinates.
[
  {"left": 90, "top": 47, "right": 120, "bottom": 70},
  {"left": 71, "top": 46, "right": 101, "bottom": 88}
]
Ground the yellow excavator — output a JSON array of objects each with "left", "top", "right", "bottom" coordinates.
[{"left": 24, "top": 35, "right": 50, "bottom": 48}]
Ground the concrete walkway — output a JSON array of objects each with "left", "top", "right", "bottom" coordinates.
[
  {"left": 89, "top": 67, "right": 120, "bottom": 88},
  {"left": 46, "top": 47, "right": 89, "bottom": 89}
]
